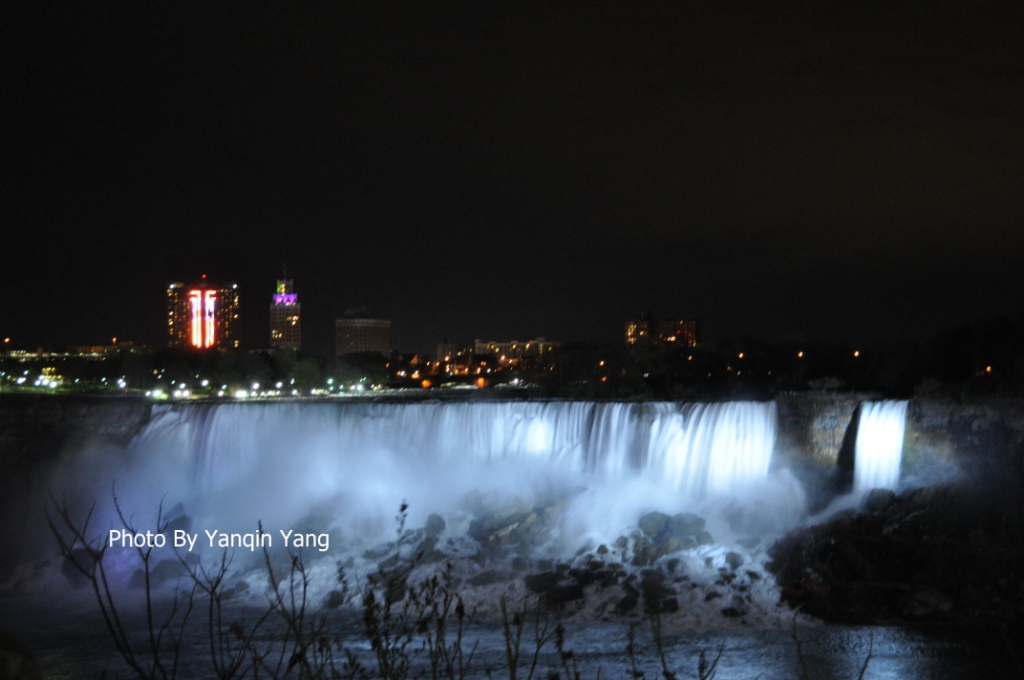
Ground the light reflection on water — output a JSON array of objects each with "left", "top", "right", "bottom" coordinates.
[
  {"left": 477, "top": 623, "right": 1016, "bottom": 680},
  {"left": 5, "top": 594, "right": 1016, "bottom": 680}
]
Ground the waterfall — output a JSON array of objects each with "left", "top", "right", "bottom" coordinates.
[
  {"left": 176, "top": 400, "right": 776, "bottom": 495},
  {"left": 43, "top": 400, "right": 779, "bottom": 548},
  {"left": 853, "top": 400, "right": 908, "bottom": 492}
]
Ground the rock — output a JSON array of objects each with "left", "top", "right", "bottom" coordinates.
[
  {"left": 569, "top": 568, "right": 597, "bottom": 587},
  {"left": 705, "top": 591, "right": 722, "bottom": 602},
  {"left": 596, "top": 544, "right": 609, "bottom": 555},
  {"left": 615, "top": 592, "right": 639, "bottom": 613},
  {"left": 827, "top": 508, "right": 857, "bottom": 526},
  {"left": 863, "top": 489, "right": 896, "bottom": 513},
  {"left": 164, "top": 513, "right": 193, "bottom": 536},
  {"left": 524, "top": 571, "right": 559, "bottom": 593},
  {"left": 638, "top": 511, "right": 670, "bottom": 538},
  {"left": 613, "top": 536, "right": 629, "bottom": 550},
  {"left": 129, "top": 559, "right": 187, "bottom": 589},
  {"left": 667, "top": 512, "right": 705, "bottom": 537},
  {"left": 412, "top": 536, "right": 446, "bottom": 563},
  {"left": 658, "top": 536, "right": 696, "bottom": 557},
  {"left": 640, "top": 570, "right": 677, "bottom": 615},
  {"left": 468, "top": 511, "right": 531, "bottom": 546},
  {"left": 725, "top": 552, "right": 744, "bottom": 570},
  {"left": 425, "top": 513, "right": 446, "bottom": 537},
  {"left": 834, "top": 540, "right": 873, "bottom": 579},
  {"left": 363, "top": 543, "right": 395, "bottom": 560},
  {"left": 468, "top": 570, "right": 507, "bottom": 587},
  {"left": 325, "top": 589, "right": 347, "bottom": 608},
  {"left": 544, "top": 584, "right": 585, "bottom": 607},
  {"left": 695, "top": 530, "right": 715, "bottom": 546}
]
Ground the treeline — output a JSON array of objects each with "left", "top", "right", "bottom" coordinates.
[{"left": 532, "top": 315, "right": 1024, "bottom": 399}]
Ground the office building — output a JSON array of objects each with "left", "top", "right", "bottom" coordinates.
[
  {"left": 335, "top": 308, "right": 392, "bottom": 357},
  {"left": 626, "top": 313, "right": 697, "bottom": 349},
  {"left": 167, "top": 279, "right": 240, "bottom": 349},
  {"left": 269, "top": 279, "right": 301, "bottom": 350}
]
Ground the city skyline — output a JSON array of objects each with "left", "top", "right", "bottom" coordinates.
[{"left": 5, "top": 4, "right": 1023, "bottom": 357}]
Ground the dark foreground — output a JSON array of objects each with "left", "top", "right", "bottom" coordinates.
[{"left": 1, "top": 590, "right": 1022, "bottom": 680}]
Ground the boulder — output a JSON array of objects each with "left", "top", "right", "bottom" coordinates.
[
  {"left": 425, "top": 513, "right": 446, "bottom": 537},
  {"left": 524, "top": 571, "right": 559, "bottom": 594},
  {"left": 638, "top": 511, "right": 670, "bottom": 538},
  {"left": 667, "top": 512, "right": 705, "bottom": 537},
  {"left": 725, "top": 552, "right": 744, "bottom": 570},
  {"left": 467, "top": 569, "right": 508, "bottom": 587},
  {"left": 544, "top": 583, "right": 585, "bottom": 607},
  {"left": 863, "top": 489, "right": 896, "bottom": 514}
]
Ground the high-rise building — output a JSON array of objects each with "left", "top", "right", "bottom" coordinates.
[
  {"left": 269, "top": 279, "right": 301, "bottom": 350},
  {"left": 167, "top": 279, "right": 240, "bottom": 349},
  {"left": 626, "top": 313, "right": 697, "bottom": 349},
  {"left": 335, "top": 308, "right": 392, "bottom": 357}
]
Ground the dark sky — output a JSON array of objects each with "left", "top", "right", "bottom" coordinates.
[{"left": 5, "top": 3, "right": 1023, "bottom": 357}]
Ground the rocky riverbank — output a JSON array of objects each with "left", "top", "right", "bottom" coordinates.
[{"left": 767, "top": 484, "right": 1024, "bottom": 628}]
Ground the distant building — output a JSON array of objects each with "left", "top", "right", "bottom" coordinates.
[
  {"left": 436, "top": 341, "right": 474, "bottom": 364},
  {"left": 626, "top": 313, "right": 697, "bottom": 349},
  {"left": 474, "top": 337, "right": 560, "bottom": 366},
  {"left": 269, "top": 279, "right": 301, "bottom": 350},
  {"left": 335, "top": 308, "right": 392, "bottom": 357},
  {"left": 167, "top": 279, "right": 240, "bottom": 349}
]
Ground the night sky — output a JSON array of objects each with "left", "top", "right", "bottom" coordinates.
[{"left": 5, "top": 3, "right": 1023, "bottom": 357}]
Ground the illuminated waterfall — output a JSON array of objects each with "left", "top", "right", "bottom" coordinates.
[
  {"left": 46, "top": 400, "right": 778, "bottom": 547},
  {"left": 853, "top": 400, "right": 908, "bottom": 492}
]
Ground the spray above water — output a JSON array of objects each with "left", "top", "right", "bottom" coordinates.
[
  {"left": 853, "top": 400, "right": 909, "bottom": 493},
  {"left": 44, "top": 400, "right": 782, "bottom": 553}
]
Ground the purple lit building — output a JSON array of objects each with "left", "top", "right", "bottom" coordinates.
[{"left": 269, "top": 279, "right": 301, "bottom": 350}]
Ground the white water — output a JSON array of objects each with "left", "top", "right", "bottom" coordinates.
[
  {"left": 45, "top": 400, "right": 782, "bottom": 553},
  {"left": 854, "top": 400, "right": 909, "bottom": 493}
]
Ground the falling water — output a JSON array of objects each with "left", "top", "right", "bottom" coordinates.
[
  {"left": 853, "top": 400, "right": 909, "bottom": 492},
  {"left": 44, "top": 400, "right": 778, "bottom": 548}
]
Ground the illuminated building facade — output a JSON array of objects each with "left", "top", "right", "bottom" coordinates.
[
  {"left": 626, "top": 314, "right": 697, "bottom": 349},
  {"left": 335, "top": 309, "right": 392, "bottom": 357},
  {"left": 269, "top": 279, "right": 301, "bottom": 350},
  {"left": 167, "top": 280, "right": 240, "bottom": 349},
  {"left": 436, "top": 341, "right": 475, "bottom": 375},
  {"left": 436, "top": 341, "right": 474, "bottom": 363},
  {"left": 473, "top": 337, "right": 560, "bottom": 366}
]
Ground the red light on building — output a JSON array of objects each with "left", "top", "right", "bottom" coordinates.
[
  {"left": 168, "top": 281, "right": 238, "bottom": 349},
  {"left": 187, "top": 289, "right": 218, "bottom": 348}
]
